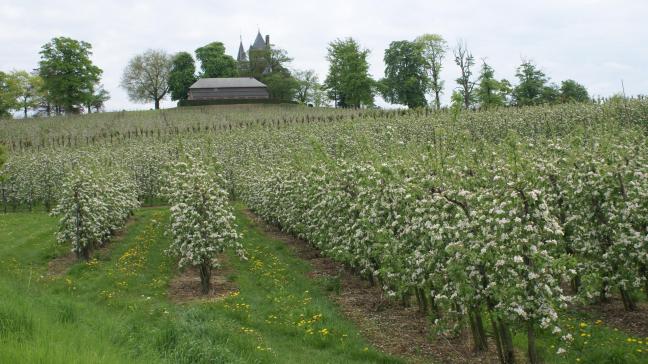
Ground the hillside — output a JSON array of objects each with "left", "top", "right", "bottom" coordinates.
[{"left": 1, "top": 102, "right": 648, "bottom": 363}]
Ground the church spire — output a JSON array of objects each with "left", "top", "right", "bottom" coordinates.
[
  {"left": 251, "top": 29, "right": 266, "bottom": 50},
  {"left": 237, "top": 35, "right": 247, "bottom": 62}
]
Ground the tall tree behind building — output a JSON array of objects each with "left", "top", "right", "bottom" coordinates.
[
  {"left": 243, "top": 45, "right": 298, "bottom": 102},
  {"left": 169, "top": 52, "right": 197, "bottom": 101},
  {"left": 195, "top": 42, "right": 238, "bottom": 78}
]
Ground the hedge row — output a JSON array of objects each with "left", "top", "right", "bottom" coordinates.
[{"left": 177, "top": 99, "right": 299, "bottom": 107}]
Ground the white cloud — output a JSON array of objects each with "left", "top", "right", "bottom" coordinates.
[{"left": 1, "top": 0, "right": 646, "bottom": 112}]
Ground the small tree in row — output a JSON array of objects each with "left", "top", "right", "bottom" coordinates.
[
  {"left": 162, "top": 155, "right": 245, "bottom": 294},
  {"left": 52, "top": 165, "right": 138, "bottom": 259}
]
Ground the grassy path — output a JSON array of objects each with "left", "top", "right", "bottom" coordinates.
[
  {"left": 2, "top": 206, "right": 647, "bottom": 363},
  {"left": 0, "top": 207, "right": 400, "bottom": 364}
]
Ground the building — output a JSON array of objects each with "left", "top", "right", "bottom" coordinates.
[
  {"left": 187, "top": 77, "right": 269, "bottom": 100},
  {"left": 237, "top": 30, "right": 270, "bottom": 63},
  {"left": 237, "top": 30, "right": 272, "bottom": 75}
]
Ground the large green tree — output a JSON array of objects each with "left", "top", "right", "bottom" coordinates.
[
  {"left": 12, "top": 71, "right": 43, "bottom": 118},
  {"left": 542, "top": 84, "right": 560, "bottom": 104},
  {"left": 415, "top": 34, "right": 447, "bottom": 109},
  {"left": 245, "top": 47, "right": 291, "bottom": 78},
  {"left": 454, "top": 41, "right": 477, "bottom": 109},
  {"left": 293, "top": 69, "right": 320, "bottom": 104},
  {"left": 324, "top": 38, "right": 374, "bottom": 108},
  {"left": 0, "top": 71, "right": 21, "bottom": 118},
  {"left": 476, "top": 62, "right": 508, "bottom": 109},
  {"left": 38, "top": 37, "right": 102, "bottom": 114},
  {"left": 381, "top": 40, "right": 428, "bottom": 108},
  {"left": 121, "top": 49, "right": 172, "bottom": 110},
  {"left": 195, "top": 42, "right": 237, "bottom": 78},
  {"left": 560, "top": 79, "right": 589, "bottom": 103},
  {"left": 512, "top": 61, "right": 550, "bottom": 106},
  {"left": 263, "top": 72, "right": 299, "bottom": 101},
  {"left": 169, "top": 52, "right": 197, "bottom": 101},
  {"left": 249, "top": 47, "right": 298, "bottom": 101},
  {"left": 238, "top": 43, "right": 298, "bottom": 102},
  {"left": 84, "top": 85, "right": 110, "bottom": 113}
]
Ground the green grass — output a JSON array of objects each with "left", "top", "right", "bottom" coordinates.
[
  {"left": 0, "top": 207, "right": 401, "bottom": 364},
  {"left": 2, "top": 207, "right": 646, "bottom": 364},
  {"left": 511, "top": 312, "right": 648, "bottom": 363}
]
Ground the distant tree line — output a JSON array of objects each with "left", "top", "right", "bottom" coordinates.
[
  {"left": 0, "top": 32, "right": 631, "bottom": 117},
  {"left": 0, "top": 36, "right": 109, "bottom": 118},
  {"left": 323, "top": 35, "right": 594, "bottom": 109},
  {"left": 121, "top": 39, "right": 326, "bottom": 109}
]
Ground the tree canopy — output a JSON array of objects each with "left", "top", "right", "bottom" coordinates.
[
  {"left": 476, "top": 62, "right": 509, "bottom": 109},
  {"left": 381, "top": 40, "right": 428, "bottom": 108},
  {"left": 120, "top": 49, "right": 172, "bottom": 110},
  {"left": 195, "top": 42, "right": 238, "bottom": 78},
  {"left": 11, "top": 71, "right": 43, "bottom": 118},
  {"left": 38, "top": 37, "right": 102, "bottom": 114},
  {"left": 560, "top": 79, "right": 589, "bottom": 103},
  {"left": 454, "top": 41, "right": 477, "bottom": 109},
  {"left": 85, "top": 85, "right": 110, "bottom": 113},
  {"left": 293, "top": 69, "right": 320, "bottom": 104},
  {"left": 169, "top": 52, "right": 197, "bottom": 101},
  {"left": 513, "top": 61, "right": 550, "bottom": 106},
  {"left": 241, "top": 46, "right": 299, "bottom": 101},
  {"left": 415, "top": 34, "right": 447, "bottom": 110},
  {"left": 324, "top": 38, "right": 374, "bottom": 108},
  {"left": 0, "top": 71, "right": 21, "bottom": 118}
]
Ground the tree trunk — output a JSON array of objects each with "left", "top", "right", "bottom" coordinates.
[
  {"left": 199, "top": 261, "right": 211, "bottom": 295},
  {"left": 620, "top": 287, "right": 637, "bottom": 311},
  {"left": 498, "top": 319, "right": 516, "bottom": 364},
  {"left": 527, "top": 321, "right": 540, "bottom": 364},
  {"left": 469, "top": 309, "right": 488, "bottom": 352},
  {"left": 154, "top": 98, "right": 161, "bottom": 110},
  {"left": 435, "top": 91, "right": 441, "bottom": 110},
  {"left": 571, "top": 274, "right": 581, "bottom": 295},
  {"left": 599, "top": 283, "right": 610, "bottom": 303},
  {"left": 489, "top": 314, "right": 505, "bottom": 364},
  {"left": 76, "top": 244, "right": 90, "bottom": 261},
  {"left": 640, "top": 265, "right": 648, "bottom": 299},
  {"left": 23, "top": 106, "right": 27, "bottom": 118},
  {"left": 417, "top": 288, "right": 428, "bottom": 313}
]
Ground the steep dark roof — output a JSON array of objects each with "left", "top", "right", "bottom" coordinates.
[
  {"left": 251, "top": 31, "right": 266, "bottom": 50},
  {"left": 237, "top": 40, "right": 247, "bottom": 61},
  {"left": 189, "top": 77, "right": 267, "bottom": 89}
]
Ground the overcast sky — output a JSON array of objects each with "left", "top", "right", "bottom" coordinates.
[{"left": 1, "top": 0, "right": 646, "bottom": 111}]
